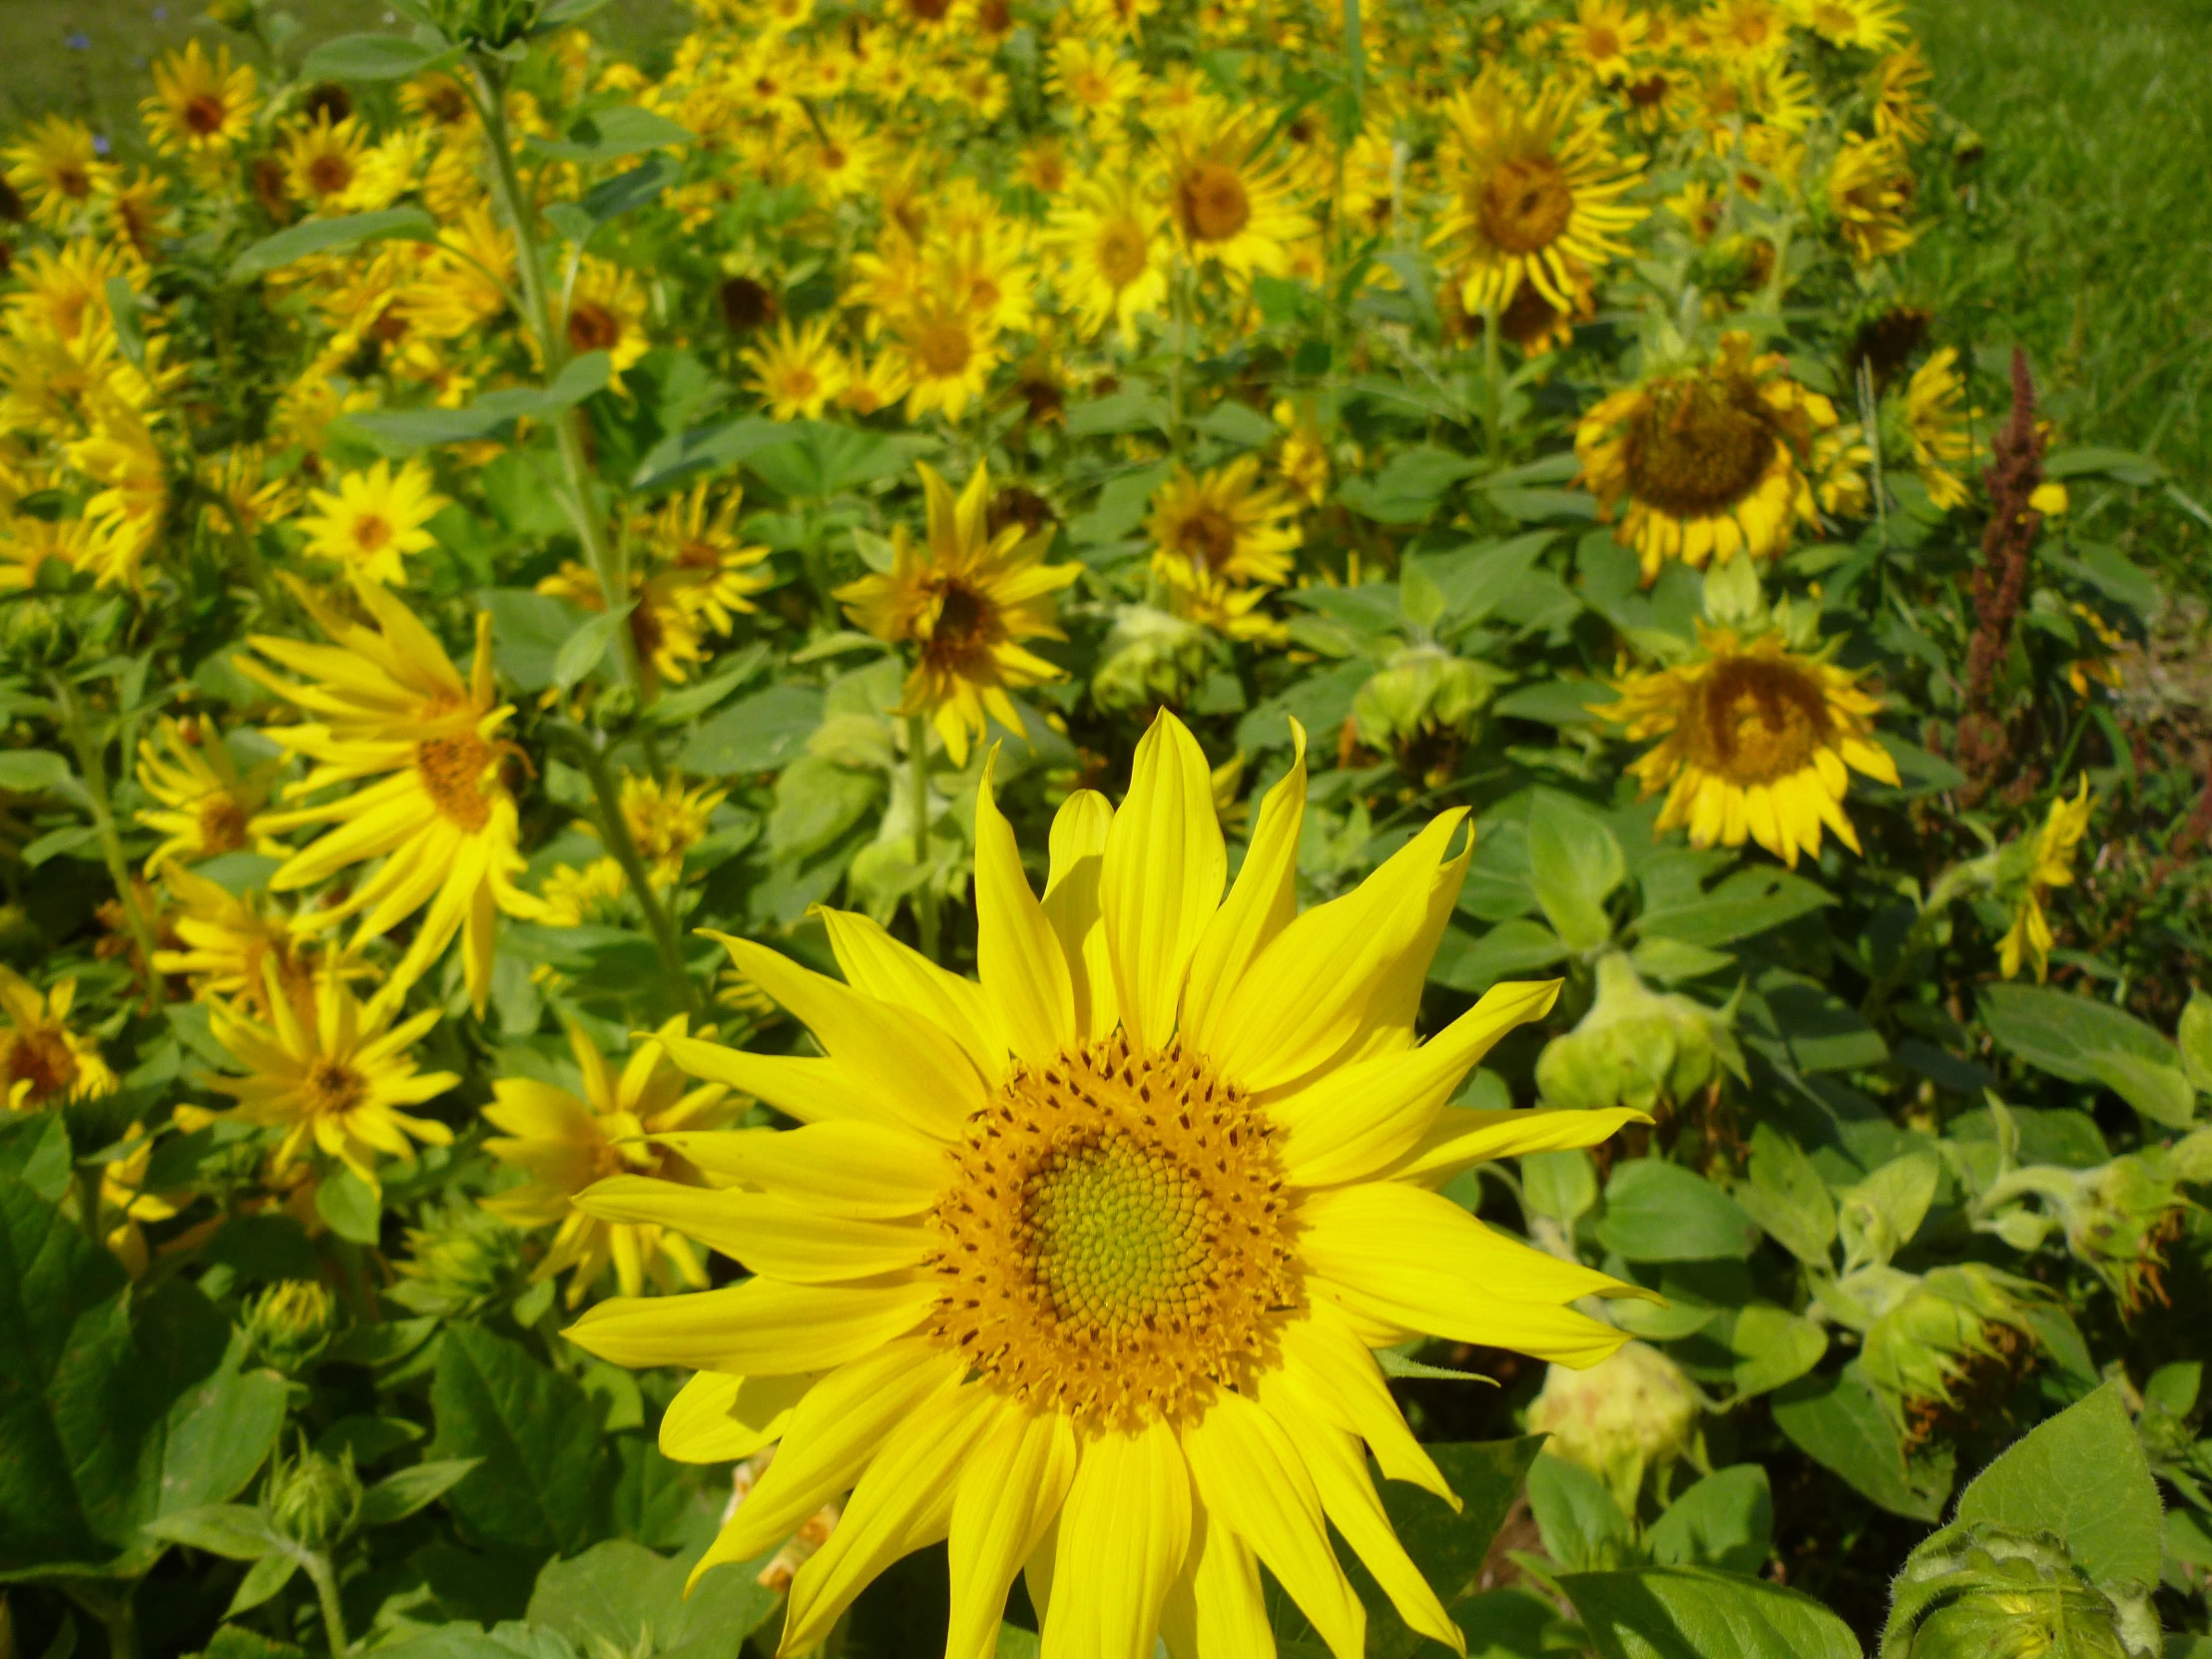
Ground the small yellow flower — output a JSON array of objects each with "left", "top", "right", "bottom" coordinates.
[
  {"left": 561, "top": 260, "right": 651, "bottom": 371},
  {"left": 153, "top": 864, "right": 342, "bottom": 1026},
  {"left": 1827, "top": 134, "right": 1917, "bottom": 265},
  {"left": 1043, "top": 175, "right": 1170, "bottom": 345},
  {"left": 618, "top": 774, "right": 730, "bottom": 884},
  {"left": 1159, "top": 102, "right": 1315, "bottom": 280},
  {"left": 279, "top": 114, "right": 372, "bottom": 214},
  {"left": 142, "top": 40, "right": 260, "bottom": 157},
  {"left": 3, "top": 115, "right": 113, "bottom": 229},
  {"left": 1898, "top": 347, "right": 1979, "bottom": 512},
  {"left": 1, "top": 967, "right": 119, "bottom": 1111},
  {"left": 1998, "top": 778, "right": 2093, "bottom": 983},
  {"left": 298, "top": 459, "right": 447, "bottom": 584},
  {"left": 741, "top": 317, "right": 850, "bottom": 420},
  {"left": 883, "top": 300, "right": 1000, "bottom": 422},
  {"left": 1146, "top": 458, "right": 1304, "bottom": 589},
  {"left": 136, "top": 714, "right": 283, "bottom": 874},
  {"left": 538, "top": 857, "right": 629, "bottom": 927}
]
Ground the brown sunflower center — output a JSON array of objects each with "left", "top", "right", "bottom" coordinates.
[
  {"left": 909, "top": 317, "right": 972, "bottom": 377},
  {"left": 719, "top": 276, "right": 777, "bottom": 332},
  {"left": 922, "top": 580, "right": 996, "bottom": 673},
  {"left": 1172, "top": 505, "right": 1240, "bottom": 571},
  {"left": 1621, "top": 375, "right": 1778, "bottom": 520},
  {"left": 416, "top": 733, "right": 495, "bottom": 832},
  {"left": 350, "top": 512, "right": 392, "bottom": 553},
  {"left": 1584, "top": 24, "right": 1621, "bottom": 58},
  {"left": 1176, "top": 161, "right": 1252, "bottom": 245},
  {"left": 925, "top": 1034, "right": 1298, "bottom": 1427},
  {"left": 1687, "top": 655, "right": 1834, "bottom": 786},
  {"left": 1477, "top": 155, "right": 1576, "bottom": 256},
  {"left": 198, "top": 796, "right": 251, "bottom": 855},
  {"left": 303, "top": 1058, "right": 367, "bottom": 1118},
  {"left": 305, "top": 153, "right": 353, "bottom": 197},
  {"left": 1096, "top": 219, "right": 1149, "bottom": 286},
  {"left": 58, "top": 166, "right": 93, "bottom": 201},
  {"left": 184, "top": 93, "right": 230, "bottom": 136},
  {"left": 567, "top": 301, "right": 622, "bottom": 353},
  {"left": 6, "top": 1028, "right": 79, "bottom": 1105}
]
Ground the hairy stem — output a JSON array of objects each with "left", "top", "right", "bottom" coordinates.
[{"left": 302, "top": 1548, "right": 350, "bottom": 1659}]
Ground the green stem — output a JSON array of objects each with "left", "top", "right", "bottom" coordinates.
[
  {"left": 1481, "top": 300, "right": 1504, "bottom": 463},
  {"left": 77, "top": 1163, "right": 107, "bottom": 1248},
  {"left": 906, "top": 714, "right": 940, "bottom": 962},
  {"left": 65, "top": 1582, "right": 141, "bottom": 1659},
  {"left": 467, "top": 59, "right": 641, "bottom": 694},
  {"left": 560, "top": 732, "right": 701, "bottom": 1015},
  {"left": 52, "top": 673, "right": 164, "bottom": 1008},
  {"left": 1167, "top": 258, "right": 1191, "bottom": 462},
  {"left": 302, "top": 1549, "right": 350, "bottom": 1659}
]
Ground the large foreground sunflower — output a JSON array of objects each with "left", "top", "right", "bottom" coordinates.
[
  {"left": 566, "top": 713, "right": 1644, "bottom": 1659},
  {"left": 1576, "top": 331, "right": 1840, "bottom": 581},
  {"left": 1608, "top": 623, "right": 1899, "bottom": 866}
]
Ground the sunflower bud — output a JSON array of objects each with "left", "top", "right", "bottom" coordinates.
[
  {"left": 242, "top": 1278, "right": 338, "bottom": 1374},
  {"left": 1092, "top": 605, "right": 1214, "bottom": 715},
  {"left": 266, "top": 1442, "right": 361, "bottom": 1550},
  {"left": 389, "top": 1201, "right": 519, "bottom": 1317},
  {"left": 1352, "top": 646, "right": 1502, "bottom": 769},
  {"left": 205, "top": 0, "right": 261, "bottom": 27},
  {"left": 1535, "top": 952, "right": 1745, "bottom": 1116},
  {"left": 1882, "top": 1523, "right": 2159, "bottom": 1659},
  {"left": 1525, "top": 1341, "right": 1698, "bottom": 1511},
  {"left": 424, "top": 0, "right": 545, "bottom": 48},
  {"left": 1860, "top": 1264, "right": 2047, "bottom": 1445},
  {"left": 2, "top": 597, "right": 81, "bottom": 672},
  {"left": 2051, "top": 1152, "right": 2193, "bottom": 1316}
]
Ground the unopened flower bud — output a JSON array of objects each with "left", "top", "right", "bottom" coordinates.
[
  {"left": 1861, "top": 1264, "right": 2047, "bottom": 1445},
  {"left": 1525, "top": 1341, "right": 1698, "bottom": 1511},
  {"left": 1092, "top": 605, "right": 1213, "bottom": 715},
  {"left": 243, "top": 1278, "right": 338, "bottom": 1374},
  {"left": 390, "top": 1201, "right": 519, "bottom": 1316},
  {"left": 1535, "top": 952, "right": 1744, "bottom": 1116},
  {"left": 1883, "top": 1523, "right": 2158, "bottom": 1659},
  {"left": 1352, "top": 645, "right": 1501, "bottom": 764},
  {"left": 267, "top": 1442, "right": 361, "bottom": 1550}
]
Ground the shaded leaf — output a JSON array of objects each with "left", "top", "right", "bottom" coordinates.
[
  {"left": 1558, "top": 1566, "right": 1857, "bottom": 1659},
  {"left": 1953, "top": 1382, "right": 2164, "bottom": 1591}
]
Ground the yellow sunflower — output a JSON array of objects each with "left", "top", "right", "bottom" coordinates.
[
  {"left": 1431, "top": 69, "right": 1645, "bottom": 315},
  {"left": 1562, "top": 0, "right": 1650, "bottom": 84},
  {"left": 1050, "top": 37, "right": 1145, "bottom": 127},
  {"left": 141, "top": 40, "right": 259, "bottom": 157},
  {"left": 834, "top": 458, "right": 1082, "bottom": 766},
  {"left": 153, "top": 865, "right": 341, "bottom": 1026},
  {"left": 1785, "top": 0, "right": 1906, "bottom": 51},
  {"left": 207, "top": 957, "right": 457, "bottom": 1197},
  {"left": 240, "top": 575, "right": 543, "bottom": 1015},
  {"left": 298, "top": 459, "right": 448, "bottom": 584},
  {"left": 562, "top": 260, "right": 651, "bottom": 371},
  {"left": 1868, "top": 45, "right": 1934, "bottom": 146},
  {"left": 1044, "top": 175, "right": 1171, "bottom": 345},
  {"left": 883, "top": 300, "right": 1001, "bottom": 422},
  {"left": 1609, "top": 624, "right": 1899, "bottom": 866},
  {"left": 564, "top": 711, "right": 1643, "bottom": 1655},
  {"left": 1576, "top": 331, "right": 1839, "bottom": 582},
  {"left": 482, "top": 1018, "right": 738, "bottom": 1306},
  {"left": 1894, "top": 346, "right": 1977, "bottom": 511},
  {"left": 1159, "top": 104, "right": 1315, "bottom": 280},
  {"left": 1147, "top": 457, "right": 1304, "bottom": 589},
  {"left": 3, "top": 116, "right": 113, "bottom": 230},
  {"left": 617, "top": 774, "right": 729, "bottom": 884},
  {"left": 639, "top": 480, "right": 776, "bottom": 634},
  {"left": 279, "top": 114, "right": 372, "bottom": 214},
  {"left": 135, "top": 714, "right": 283, "bottom": 875},
  {"left": 741, "top": 317, "right": 850, "bottom": 420},
  {"left": 1826, "top": 134, "right": 1916, "bottom": 264},
  {"left": 1700, "top": 0, "right": 1792, "bottom": 61},
  {"left": 2, "top": 967, "right": 119, "bottom": 1111},
  {"left": 1997, "top": 778, "right": 2093, "bottom": 984}
]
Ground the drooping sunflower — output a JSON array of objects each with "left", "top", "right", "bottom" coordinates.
[
  {"left": 207, "top": 958, "right": 457, "bottom": 1197},
  {"left": 141, "top": 40, "right": 260, "bottom": 158},
  {"left": 1825, "top": 133, "right": 1916, "bottom": 265},
  {"left": 741, "top": 316, "right": 851, "bottom": 420},
  {"left": 1158, "top": 104, "right": 1315, "bottom": 280},
  {"left": 1784, "top": 0, "right": 1906, "bottom": 51},
  {"left": 240, "top": 575, "right": 542, "bottom": 1015},
  {"left": 298, "top": 459, "right": 448, "bottom": 584},
  {"left": 1044, "top": 175, "right": 1171, "bottom": 345},
  {"left": 1997, "top": 778, "right": 2092, "bottom": 984},
  {"left": 481, "top": 1018, "right": 738, "bottom": 1306},
  {"left": 135, "top": 714, "right": 282, "bottom": 874},
  {"left": 616, "top": 774, "right": 729, "bottom": 885},
  {"left": 1608, "top": 624, "right": 1899, "bottom": 866},
  {"left": 1894, "top": 346, "right": 1977, "bottom": 511},
  {"left": 1868, "top": 45, "right": 1934, "bottom": 145},
  {"left": 564, "top": 712, "right": 1643, "bottom": 1657},
  {"left": 834, "top": 458, "right": 1081, "bottom": 765},
  {"left": 1147, "top": 457, "right": 1304, "bottom": 589},
  {"left": 1576, "top": 331, "right": 1839, "bottom": 582},
  {"left": 153, "top": 864, "right": 344, "bottom": 1025},
  {"left": 1, "top": 967, "right": 119, "bottom": 1111},
  {"left": 1430, "top": 69, "right": 1645, "bottom": 315}
]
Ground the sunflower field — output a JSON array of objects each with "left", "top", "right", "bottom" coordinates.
[{"left": 2, "top": 0, "right": 2210, "bottom": 1655}]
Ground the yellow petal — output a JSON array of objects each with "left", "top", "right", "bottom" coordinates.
[
  {"left": 1382, "top": 1104, "right": 1648, "bottom": 1186},
  {"left": 1159, "top": 1502, "right": 1271, "bottom": 1659},
  {"left": 814, "top": 904, "right": 1007, "bottom": 1082},
  {"left": 564, "top": 1276, "right": 936, "bottom": 1374},
  {"left": 974, "top": 751, "right": 1077, "bottom": 1064},
  {"left": 655, "top": 1123, "right": 947, "bottom": 1219},
  {"left": 1182, "top": 721, "right": 1308, "bottom": 1057},
  {"left": 1041, "top": 790, "right": 1116, "bottom": 1042},
  {"left": 659, "top": 1370, "right": 817, "bottom": 1464},
  {"left": 575, "top": 1176, "right": 930, "bottom": 1283},
  {"left": 1276, "top": 1302, "right": 1454, "bottom": 1505},
  {"left": 1043, "top": 1420, "right": 1190, "bottom": 1659},
  {"left": 1100, "top": 710, "right": 1225, "bottom": 1053},
  {"left": 649, "top": 1033, "right": 883, "bottom": 1128},
  {"left": 946, "top": 1402, "right": 1080, "bottom": 1659}
]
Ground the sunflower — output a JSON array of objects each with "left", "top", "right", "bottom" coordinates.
[
  {"left": 142, "top": 40, "right": 259, "bottom": 157},
  {"left": 741, "top": 317, "right": 850, "bottom": 420},
  {"left": 135, "top": 714, "right": 283, "bottom": 875},
  {"left": 1044, "top": 175, "right": 1170, "bottom": 344},
  {"left": 1784, "top": 0, "right": 1905, "bottom": 51},
  {"left": 1700, "top": 0, "right": 1792, "bottom": 61},
  {"left": 482, "top": 1018, "right": 738, "bottom": 1305},
  {"left": 1893, "top": 346, "right": 1977, "bottom": 511},
  {"left": 1159, "top": 104, "right": 1315, "bottom": 280},
  {"left": 1609, "top": 624, "right": 1899, "bottom": 867},
  {"left": 797, "top": 107, "right": 886, "bottom": 205},
  {"left": 563, "top": 711, "right": 1643, "bottom": 1656},
  {"left": 639, "top": 480, "right": 776, "bottom": 633},
  {"left": 1868, "top": 45, "right": 1934, "bottom": 145},
  {"left": 1147, "top": 457, "right": 1303, "bottom": 589},
  {"left": 835, "top": 458, "right": 1081, "bottom": 766},
  {"left": 1575, "top": 331, "right": 1839, "bottom": 582},
  {"left": 240, "top": 575, "right": 542, "bottom": 1015},
  {"left": 838, "top": 349, "right": 913, "bottom": 416},
  {"left": 279, "top": 114, "right": 372, "bottom": 214},
  {"left": 1826, "top": 134, "right": 1916, "bottom": 264},
  {"left": 538, "top": 857, "right": 630, "bottom": 927},
  {"left": 1161, "top": 558, "right": 1289, "bottom": 646},
  {"left": 153, "top": 865, "right": 339, "bottom": 1025},
  {"left": 4, "top": 241, "right": 132, "bottom": 341},
  {"left": 562, "top": 260, "right": 651, "bottom": 371},
  {"left": 1050, "top": 37, "right": 1145, "bottom": 126},
  {"left": 883, "top": 300, "right": 1001, "bottom": 422},
  {"left": 1997, "top": 778, "right": 2092, "bottom": 984},
  {"left": 3, "top": 116, "right": 112, "bottom": 230},
  {"left": 207, "top": 957, "right": 457, "bottom": 1196},
  {"left": 1430, "top": 69, "right": 1645, "bottom": 315},
  {"left": 2, "top": 967, "right": 119, "bottom": 1111},
  {"left": 298, "top": 459, "right": 448, "bottom": 584},
  {"left": 618, "top": 774, "right": 729, "bottom": 884},
  {"left": 403, "top": 205, "right": 514, "bottom": 340},
  {"left": 1562, "top": 0, "right": 1650, "bottom": 84}
]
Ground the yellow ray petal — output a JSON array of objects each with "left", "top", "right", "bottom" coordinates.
[
  {"left": 974, "top": 749, "right": 1077, "bottom": 1064},
  {"left": 575, "top": 1176, "right": 931, "bottom": 1283},
  {"left": 1276, "top": 1302, "right": 1454, "bottom": 1505},
  {"left": 1159, "top": 1501, "right": 1271, "bottom": 1659},
  {"left": 1044, "top": 1420, "right": 1190, "bottom": 1659},
  {"left": 945, "top": 1402, "right": 1080, "bottom": 1659},
  {"left": 654, "top": 1123, "right": 947, "bottom": 1219},
  {"left": 814, "top": 904, "right": 1007, "bottom": 1082},
  {"left": 1382, "top": 1105, "right": 1651, "bottom": 1186},
  {"left": 1099, "top": 711, "right": 1226, "bottom": 1053},
  {"left": 564, "top": 1276, "right": 936, "bottom": 1374},
  {"left": 1041, "top": 789, "right": 1116, "bottom": 1042},
  {"left": 1182, "top": 721, "right": 1307, "bottom": 1057},
  {"left": 660, "top": 1371, "right": 819, "bottom": 1464},
  {"left": 650, "top": 1032, "right": 883, "bottom": 1128}
]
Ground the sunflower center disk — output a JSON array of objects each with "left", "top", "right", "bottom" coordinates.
[
  {"left": 303, "top": 1058, "right": 367, "bottom": 1118},
  {"left": 1478, "top": 155, "right": 1575, "bottom": 254},
  {"left": 927, "top": 1034, "right": 1300, "bottom": 1428},
  {"left": 1689, "top": 657, "right": 1834, "bottom": 785},
  {"left": 1621, "top": 377, "right": 1777, "bottom": 519},
  {"left": 416, "top": 733, "right": 495, "bottom": 832},
  {"left": 1177, "top": 162, "right": 1252, "bottom": 244}
]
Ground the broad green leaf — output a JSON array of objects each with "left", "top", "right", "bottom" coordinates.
[
  {"left": 342, "top": 352, "right": 613, "bottom": 452},
  {"left": 0, "top": 750, "right": 76, "bottom": 793},
  {"left": 681, "top": 682, "right": 824, "bottom": 776},
  {"left": 2179, "top": 990, "right": 2212, "bottom": 1095},
  {"left": 1770, "top": 1363, "right": 1950, "bottom": 1521},
  {"left": 358, "top": 1458, "right": 483, "bottom": 1528},
  {"left": 299, "top": 32, "right": 461, "bottom": 81},
  {"left": 486, "top": 589, "right": 598, "bottom": 695},
  {"left": 1727, "top": 1306, "right": 1827, "bottom": 1399},
  {"left": 428, "top": 1324, "right": 611, "bottom": 1556},
  {"left": 1743, "top": 971, "right": 1888, "bottom": 1074},
  {"left": 633, "top": 417, "right": 808, "bottom": 493},
  {"left": 1953, "top": 1382, "right": 2165, "bottom": 1591},
  {"left": 769, "top": 755, "right": 883, "bottom": 860},
  {"left": 1835, "top": 1151, "right": 1941, "bottom": 1272},
  {"left": 229, "top": 208, "right": 438, "bottom": 280},
  {"left": 1526, "top": 1452, "right": 1634, "bottom": 1572},
  {"left": 553, "top": 603, "right": 636, "bottom": 691},
  {"left": 1734, "top": 1124, "right": 1836, "bottom": 1266},
  {"left": 1646, "top": 1466, "right": 1772, "bottom": 1577},
  {"left": 576, "top": 155, "right": 679, "bottom": 226},
  {"left": 1558, "top": 1566, "right": 1858, "bottom": 1659},
  {"left": 1526, "top": 791, "right": 1624, "bottom": 953},
  {"left": 526, "top": 1537, "right": 781, "bottom": 1657},
  {"left": 1066, "top": 389, "right": 1173, "bottom": 438},
  {"left": 1980, "top": 984, "right": 2196, "bottom": 1127},
  {"left": 140, "top": 1503, "right": 285, "bottom": 1561},
  {"left": 2041, "top": 445, "right": 2163, "bottom": 486},
  {"left": 315, "top": 1165, "right": 381, "bottom": 1245},
  {"left": 1521, "top": 1148, "right": 1598, "bottom": 1229},
  {"left": 1597, "top": 1160, "right": 1759, "bottom": 1262},
  {"left": 521, "top": 105, "right": 695, "bottom": 164},
  {"left": 743, "top": 422, "right": 917, "bottom": 498},
  {"left": 227, "top": 1549, "right": 302, "bottom": 1616},
  {"left": 1427, "top": 918, "right": 1570, "bottom": 993},
  {"left": 1636, "top": 865, "right": 1832, "bottom": 948}
]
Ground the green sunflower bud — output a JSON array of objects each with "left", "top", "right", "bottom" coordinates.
[
  {"left": 266, "top": 1441, "right": 361, "bottom": 1550},
  {"left": 1860, "top": 1264, "right": 2047, "bottom": 1445},
  {"left": 2, "top": 597, "right": 81, "bottom": 672},
  {"left": 205, "top": 0, "right": 261, "bottom": 26},
  {"left": 1883, "top": 1523, "right": 2159, "bottom": 1659},
  {"left": 423, "top": 0, "right": 545, "bottom": 48},
  {"left": 389, "top": 1200, "right": 519, "bottom": 1317},
  {"left": 1534, "top": 952, "right": 1744, "bottom": 1116},
  {"left": 242, "top": 1278, "right": 338, "bottom": 1374},
  {"left": 1525, "top": 1341, "right": 1699, "bottom": 1512},
  {"left": 1092, "top": 605, "right": 1214, "bottom": 715},
  {"left": 1351, "top": 645, "right": 1501, "bottom": 763}
]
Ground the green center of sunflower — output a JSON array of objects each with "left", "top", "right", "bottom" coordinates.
[
  {"left": 1478, "top": 155, "right": 1575, "bottom": 255},
  {"left": 1028, "top": 1131, "right": 1210, "bottom": 1328},
  {"left": 1687, "top": 655, "right": 1833, "bottom": 786},
  {"left": 1176, "top": 161, "right": 1252, "bottom": 245},
  {"left": 1621, "top": 375, "right": 1778, "bottom": 520}
]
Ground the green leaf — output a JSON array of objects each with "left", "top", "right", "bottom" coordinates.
[
  {"left": 104, "top": 276, "right": 146, "bottom": 368},
  {"left": 428, "top": 1324, "right": 610, "bottom": 1555},
  {"left": 553, "top": 603, "right": 636, "bottom": 691},
  {"left": 299, "top": 32, "right": 462, "bottom": 81},
  {"left": 1727, "top": 1306, "right": 1827, "bottom": 1399},
  {"left": 1743, "top": 971, "right": 1888, "bottom": 1074},
  {"left": 743, "top": 422, "right": 917, "bottom": 499},
  {"left": 2041, "top": 445, "right": 2163, "bottom": 486},
  {"left": 1427, "top": 918, "right": 1571, "bottom": 994},
  {"left": 140, "top": 1502, "right": 285, "bottom": 1561},
  {"left": 1637, "top": 867, "right": 1832, "bottom": 948},
  {"left": 227, "top": 1549, "right": 302, "bottom": 1617},
  {"left": 521, "top": 105, "right": 694, "bottom": 165},
  {"left": 315, "top": 1165, "right": 381, "bottom": 1245},
  {"left": 1953, "top": 1382, "right": 2165, "bottom": 1590},
  {"left": 632, "top": 417, "right": 804, "bottom": 492},
  {"left": 229, "top": 208, "right": 439, "bottom": 280},
  {"left": 2179, "top": 990, "right": 2212, "bottom": 1095},
  {"left": 487, "top": 589, "right": 598, "bottom": 695},
  {"left": 1065, "top": 389, "right": 1172, "bottom": 438},
  {"left": 1526, "top": 791, "right": 1624, "bottom": 953},
  {"left": 342, "top": 352, "right": 612, "bottom": 452},
  {"left": 681, "top": 682, "right": 824, "bottom": 776},
  {"left": 526, "top": 1538, "right": 781, "bottom": 1658},
  {"left": 1980, "top": 984, "right": 2197, "bottom": 1127},
  {"left": 1526, "top": 1452, "right": 1634, "bottom": 1571},
  {"left": 358, "top": 1458, "right": 483, "bottom": 1528},
  {"left": 0, "top": 751, "right": 75, "bottom": 793},
  {"left": 1734, "top": 1124, "right": 1836, "bottom": 1266},
  {"left": 1646, "top": 1466, "right": 1772, "bottom": 1576},
  {"left": 1558, "top": 1566, "right": 1858, "bottom": 1659},
  {"left": 1597, "top": 1160, "right": 1759, "bottom": 1262},
  {"left": 1770, "top": 1363, "right": 1950, "bottom": 1521}
]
